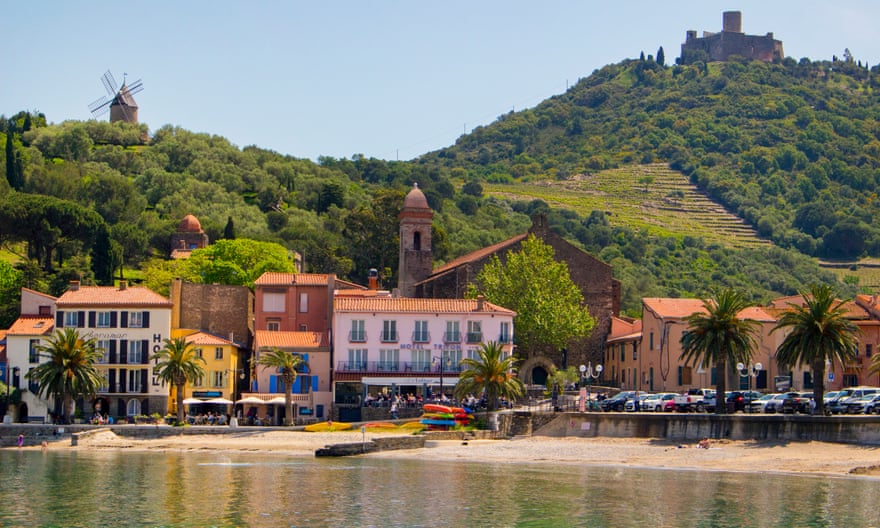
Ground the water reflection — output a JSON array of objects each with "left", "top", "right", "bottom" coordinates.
[{"left": 1, "top": 449, "right": 879, "bottom": 527}]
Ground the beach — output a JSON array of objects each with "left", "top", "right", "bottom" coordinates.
[{"left": 32, "top": 429, "right": 880, "bottom": 478}]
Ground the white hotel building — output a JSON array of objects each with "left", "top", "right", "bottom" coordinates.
[{"left": 331, "top": 292, "right": 515, "bottom": 406}]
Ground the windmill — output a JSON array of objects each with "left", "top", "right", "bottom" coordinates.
[{"left": 88, "top": 70, "right": 143, "bottom": 124}]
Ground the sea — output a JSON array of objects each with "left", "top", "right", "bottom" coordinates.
[{"left": 1, "top": 449, "right": 879, "bottom": 527}]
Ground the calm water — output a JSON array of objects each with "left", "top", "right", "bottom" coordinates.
[{"left": 2, "top": 449, "right": 880, "bottom": 527}]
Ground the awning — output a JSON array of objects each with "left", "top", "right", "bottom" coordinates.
[{"left": 235, "top": 396, "right": 267, "bottom": 405}]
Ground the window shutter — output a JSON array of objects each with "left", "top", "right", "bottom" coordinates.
[
  {"left": 88, "top": 311, "right": 96, "bottom": 328},
  {"left": 141, "top": 340, "right": 149, "bottom": 364},
  {"left": 120, "top": 311, "right": 128, "bottom": 328},
  {"left": 142, "top": 311, "right": 150, "bottom": 328},
  {"left": 110, "top": 312, "right": 118, "bottom": 328},
  {"left": 109, "top": 341, "right": 117, "bottom": 364},
  {"left": 141, "top": 370, "right": 149, "bottom": 393},
  {"left": 119, "top": 370, "right": 126, "bottom": 392},
  {"left": 120, "top": 340, "right": 128, "bottom": 364},
  {"left": 312, "top": 376, "right": 318, "bottom": 392},
  {"left": 56, "top": 311, "right": 64, "bottom": 328},
  {"left": 109, "top": 370, "right": 117, "bottom": 393},
  {"left": 77, "top": 311, "right": 86, "bottom": 328}
]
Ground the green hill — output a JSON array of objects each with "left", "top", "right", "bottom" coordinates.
[
  {"left": 3, "top": 55, "right": 877, "bottom": 324},
  {"left": 423, "top": 57, "right": 880, "bottom": 261}
]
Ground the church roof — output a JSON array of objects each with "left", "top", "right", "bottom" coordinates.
[
  {"left": 425, "top": 233, "right": 529, "bottom": 279},
  {"left": 402, "top": 183, "right": 430, "bottom": 210},
  {"left": 177, "top": 214, "right": 203, "bottom": 233}
]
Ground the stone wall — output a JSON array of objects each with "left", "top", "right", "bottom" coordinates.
[
  {"left": 173, "top": 280, "right": 253, "bottom": 348},
  {"left": 530, "top": 412, "right": 880, "bottom": 445}
]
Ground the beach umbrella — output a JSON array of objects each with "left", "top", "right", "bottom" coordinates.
[{"left": 235, "top": 396, "right": 267, "bottom": 405}]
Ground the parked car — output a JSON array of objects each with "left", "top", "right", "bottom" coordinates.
[
  {"left": 749, "top": 393, "right": 779, "bottom": 413},
  {"left": 678, "top": 388, "right": 716, "bottom": 412},
  {"left": 844, "top": 394, "right": 880, "bottom": 414},
  {"left": 780, "top": 392, "right": 811, "bottom": 414},
  {"left": 600, "top": 391, "right": 637, "bottom": 412},
  {"left": 625, "top": 393, "right": 654, "bottom": 412},
  {"left": 640, "top": 393, "right": 676, "bottom": 412},
  {"left": 725, "top": 391, "right": 763, "bottom": 412},
  {"left": 764, "top": 392, "right": 801, "bottom": 413},
  {"left": 864, "top": 394, "right": 880, "bottom": 414},
  {"left": 827, "top": 388, "right": 880, "bottom": 415}
]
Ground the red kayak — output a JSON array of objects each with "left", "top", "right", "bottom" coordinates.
[{"left": 423, "top": 403, "right": 454, "bottom": 414}]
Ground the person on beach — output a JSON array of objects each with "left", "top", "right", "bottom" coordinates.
[{"left": 17, "top": 434, "right": 24, "bottom": 448}]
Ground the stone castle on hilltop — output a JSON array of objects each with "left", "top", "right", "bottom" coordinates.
[{"left": 681, "top": 11, "right": 784, "bottom": 64}]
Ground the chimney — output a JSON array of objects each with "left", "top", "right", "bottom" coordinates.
[
  {"left": 119, "top": 280, "right": 127, "bottom": 290},
  {"left": 69, "top": 280, "right": 80, "bottom": 291},
  {"left": 368, "top": 268, "right": 379, "bottom": 290},
  {"left": 476, "top": 294, "right": 485, "bottom": 311}
]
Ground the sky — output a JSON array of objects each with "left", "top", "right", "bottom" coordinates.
[{"left": 4, "top": 1, "right": 880, "bottom": 162}]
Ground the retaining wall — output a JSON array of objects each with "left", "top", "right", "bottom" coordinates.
[{"left": 531, "top": 412, "right": 880, "bottom": 445}]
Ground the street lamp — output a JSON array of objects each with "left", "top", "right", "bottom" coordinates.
[
  {"left": 580, "top": 362, "right": 603, "bottom": 411},
  {"left": 5, "top": 366, "right": 20, "bottom": 423},
  {"left": 432, "top": 356, "right": 452, "bottom": 400},
  {"left": 736, "top": 361, "right": 762, "bottom": 412}
]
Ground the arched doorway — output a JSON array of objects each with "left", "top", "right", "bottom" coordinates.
[
  {"left": 531, "top": 366, "right": 549, "bottom": 386},
  {"left": 16, "top": 402, "right": 28, "bottom": 423}
]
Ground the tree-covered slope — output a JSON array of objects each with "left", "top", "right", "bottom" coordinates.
[{"left": 420, "top": 57, "right": 880, "bottom": 260}]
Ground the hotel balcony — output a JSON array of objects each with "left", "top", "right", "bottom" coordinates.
[{"left": 333, "top": 360, "right": 462, "bottom": 381}]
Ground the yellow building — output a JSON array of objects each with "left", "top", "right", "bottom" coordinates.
[{"left": 167, "top": 329, "right": 243, "bottom": 416}]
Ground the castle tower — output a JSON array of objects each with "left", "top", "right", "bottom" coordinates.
[
  {"left": 398, "top": 183, "right": 433, "bottom": 297},
  {"left": 722, "top": 11, "right": 742, "bottom": 33}
]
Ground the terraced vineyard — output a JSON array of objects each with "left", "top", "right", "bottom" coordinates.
[{"left": 486, "top": 163, "right": 769, "bottom": 249}]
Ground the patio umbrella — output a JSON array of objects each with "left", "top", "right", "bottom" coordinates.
[
  {"left": 267, "top": 396, "right": 287, "bottom": 405},
  {"left": 235, "top": 396, "right": 267, "bottom": 405},
  {"left": 205, "top": 397, "right": 234, "bottom": 405},
  {"left": 182, "top": 398, "right": 204, "bottom": 405}
]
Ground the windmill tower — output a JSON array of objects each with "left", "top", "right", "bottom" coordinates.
[{"left": 88, "top": 70, "right": 143, "bottom": 124}]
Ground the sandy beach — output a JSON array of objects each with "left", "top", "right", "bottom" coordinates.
[{"left": 28, "top": 429, "right": 880, "bottom": 478}]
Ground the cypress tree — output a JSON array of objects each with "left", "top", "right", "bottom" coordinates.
[
  {"left": 90, "top": 227, "right": 114, "bottom": 285},
  {"left": 656, "top": 46, "right": 665, "bottom": 67},
  {"left": 223, "top": 216, "right": 236, "bottom": 240},
  {"left": 5, "top": 120, "right": 17, "bottom": 189}
]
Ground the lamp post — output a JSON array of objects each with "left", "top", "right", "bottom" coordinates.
[
  {"left": 432, "top": 356, "right": 451, "bottom": 401},
  {"left": 5, "top": 366, "right": 19, "bottom": 423},
  {"left": 736, "top": 361, "right": 762, "bottom": 412},
  {"left": 581, "top": 362, "right": 603, "bottom": 411}
]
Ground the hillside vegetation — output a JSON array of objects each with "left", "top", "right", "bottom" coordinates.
[
  {"left": 2, "top": 55, "right": 876, "bottom": 324},
  {"left": 422, "top": 56, "right": 880, "bottom": 261}
]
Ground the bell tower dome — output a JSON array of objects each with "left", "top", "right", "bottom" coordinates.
[{"left": 398, "top": 183, "right": 433, "bottom": 297}]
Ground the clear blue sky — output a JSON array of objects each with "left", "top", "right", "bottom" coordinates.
[{"left": 4, "top": 1, "right": 879, "bottom": 161}]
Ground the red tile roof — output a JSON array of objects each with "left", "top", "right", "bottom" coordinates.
[
  {"left": 427, "top": 233, "right": 529, "bottom": 277},
  {"left": 333, "top": 297, "right": 516, "bottom": 316},
  {"left": 184, "top": 331, "right": 238, "bottom": 347},
  {"left": 56, "top": 286, "right": 172, "bottom": 308},
  {"left": 254, "top": 272, "right": 365, "bottom": 290},
  {"left": 254, "top": 330, "right": 327, "bottom": 349},
  {"left": 7, "top": 316, "right": 55, "bottom": 336},
  {"left": 607, "top": 316, "right": 642, "bottom": 342},
  {"left": 643, "top": 298, "right": 773, "bottom": 321},
  {"left": 768, "top": 295, "right": 869, "bottom": 319}
]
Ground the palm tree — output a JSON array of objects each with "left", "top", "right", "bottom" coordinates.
[
  {"left": 257, "top": 347, "right": 305, "bottom": 426},
  {"left": 454, "top": 341, "right": 524, "bottom": 415},
  {"left": 152, "top": 336, "right": 206, "bottom": 424},
  {"left": 773, "top": 284, "right": 860, "bottom": 415},
  {"left": 27, "top": 328, "right": 104, "bottom": 424},
  {"left": 680, "top": 289, "right": 760, "bottom": 414}
]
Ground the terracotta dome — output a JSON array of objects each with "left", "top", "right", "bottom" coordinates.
[
  {"left": 403, "top": 183, "right": 430, "bottom": 210},
  {"left": 178, "top": 214, "right": 203, "bottom": 232}
]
